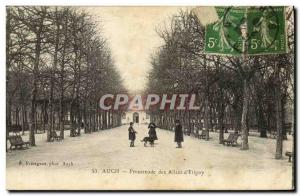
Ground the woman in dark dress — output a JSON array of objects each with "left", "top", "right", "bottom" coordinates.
[
  {"left": 148, "top": 122, "right": 158, "bottom": 141},
  {"left": 174, "top": 120, "right": 183, "bottom": 148},
  {"left": 128, "top": 122, "right": 137, "bottom": 147}
]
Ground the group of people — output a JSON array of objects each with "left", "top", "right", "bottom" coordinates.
[{"left": 128, "top": 120, "right": 184, "bottom": 148}]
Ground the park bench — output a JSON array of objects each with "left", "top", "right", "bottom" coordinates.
[
  {"left": 198, "top": 130, "right": 207, "bottom": 139},
  {"left": 36, "top": 129, "right": 46, "bottom": 134},
  {"left": 9, "top": 124, "right": 22, "bottom": 135},
  {"left": 223, "top": 133, "right": 234, "bottom": 145},
  {"left": 192, "top": 129, "right": 199, "bottom": 138},
  {"left": 269, "top": 131, "right": 276, "bottom": 139},
  {"left": 285, "top": 151, "right": 293, "bottom": 162},
  {"left": 74, "top": 131, "right": 80, "bottom": 136},
  {"left": 184, "top": 128, "right": 191, "bottom": 136},
  {"left": 51, "top": 131, "right": 62, "bottom": 141},
  {"left": 70, "top": 130, "right": 81, "bottom": 137},
  {"left": 223, "top": 133, "right": 239, "bottom": 146},
  {"left": 7, "top": 135, "right": 29, "bottom": 150}
]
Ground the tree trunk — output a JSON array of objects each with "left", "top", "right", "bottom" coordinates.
[
  {"left": 209, "top": 106, "right": 214, "bottom": 132},
  {"left": 47, "top": 76, "right": 54, "bottom": 142},
  {"left": 218, "top": 99, "right": 225, "bottom": 144},
  {"left": 219, "top": 112, "right": 224, "bottom": 144},
  {"left": 233, "top": 106, "right": 241, "bottom": 134},
  {"left": 59, "top": 94, "right": 64, "bottom": 139},
  {"left": 59, "top": 8, "right": 68, "bottom": 139},
  {"left": 29, "top": 91, "right": 37, "bottom": 146},
  {"left": 29, "top": 26, "right": 44, "bottom": 146},
  {"left": 204, "top": 99, "right": 209, "bottom": 141},
  {"left": 83, "top": 100, "right": 87, "bottom": 133},
  {"left": 21, "top": 104, "right": 26, "bottom": 135},
  {"left": 258, "top": 104, "right": 267, "bottom": 138},
  {"left": 70, "top": 100, "right": 76, "bottom": 136},
  {"left": 95, "top": 102, "right": 98, "bottom": 131},
  {"left": 281, "top": 97, "right": 287, "bottom": 140},
  {"left": 241, "top": 79, "right": 250, "bottom": 150},
  {"left": 275, "top": 64, "right": 283, "bottom": 159},
  {"left": 15, "top": 106, "right": 20, "bottom": 125}
]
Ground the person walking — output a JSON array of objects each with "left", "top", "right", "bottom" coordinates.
[
  {"left": 148, "top": 122, "right": 158, "bottom": 141},
  {"left": 128, "top": 122, "right": 137, "bottom": 147},
  {"left": 174, "top": 120, "right": 183, "bottom": 148}
]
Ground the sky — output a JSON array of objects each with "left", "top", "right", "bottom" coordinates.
[{"left": 84, "top": 7, "right": 186, "bottom": 93}]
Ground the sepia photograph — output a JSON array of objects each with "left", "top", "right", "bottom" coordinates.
[{"left": 5, "top": 5, "right": 295, "bottom": 191}]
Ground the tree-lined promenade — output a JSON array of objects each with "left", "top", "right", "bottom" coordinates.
[
  {"left": 5, "top": 6, "right": 295, "bottom": 191},
  {"left": 6, "top": 7, "right": 126, "bottom": 147},
  {"left": 146, "top": 9, "right": 294, "bottom": 158},
  {"left": 6, "top": 6, "right": 295, "bottom": 162}
]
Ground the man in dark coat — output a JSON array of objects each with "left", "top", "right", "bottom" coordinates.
[
  {"left": 148, "top": 122, "right": 158, "bottom": 141},
  {"left": 128, "top": 122, "right": 137, "bottom": 147},
  {"left": 174, "top": 120, "right": 183, "bottom": 148}
]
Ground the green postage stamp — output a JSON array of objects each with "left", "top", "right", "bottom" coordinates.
[{"left": 205, "top": 6, "right": 287, "bottom": 55}]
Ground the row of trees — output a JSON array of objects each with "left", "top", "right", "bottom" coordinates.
[
  {"left": 146, "top": 8, "right": 294, "bottom": 158},
  {"left": 6, "top": 6, "right": 126, "bottom": 146}
]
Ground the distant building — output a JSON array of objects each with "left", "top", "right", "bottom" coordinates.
[{"left": 121, "top": 111, "right": 150, "bottom": 124}]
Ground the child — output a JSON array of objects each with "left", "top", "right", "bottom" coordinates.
[{"left": 128, "top": 122, "right": 137, "bottom": 147}]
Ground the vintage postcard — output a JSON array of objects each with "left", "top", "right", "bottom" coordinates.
[{"left": 6, "top": 6, "right": 295, "bottom": 190}]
